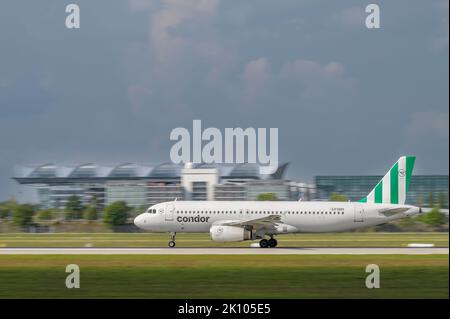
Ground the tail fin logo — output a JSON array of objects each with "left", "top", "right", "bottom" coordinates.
[{"left": 358, "top": 156, "right": 416, "bottom": 205}]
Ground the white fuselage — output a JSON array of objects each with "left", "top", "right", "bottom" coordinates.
[{"left": 134, "top": 201, "right": 419, "bottom": 234}]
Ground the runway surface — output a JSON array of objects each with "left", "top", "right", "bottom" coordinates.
[{"left": 0, "top": 247, "right": 448, "bottom": 255}]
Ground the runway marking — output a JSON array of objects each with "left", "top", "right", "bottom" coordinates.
[
  {"left": 1, "top": 237, "right": 448, "bottom": 243},
  {"left": 0, "top": 247, "right": 448, "bottom": 255}
]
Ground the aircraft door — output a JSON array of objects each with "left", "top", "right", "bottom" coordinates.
[
  {"left": 165, "top": 202, "right": 174, "bottom": 221},
  {"left": 354, "top": 205, "right": 364, "bottom": 222}
]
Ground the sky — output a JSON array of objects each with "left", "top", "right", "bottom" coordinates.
[{"left": 0, "top": 0, "right": 448, "bottom": 201}]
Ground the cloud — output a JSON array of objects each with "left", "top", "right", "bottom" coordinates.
[
  {"left": 126, "top": 0, "right": 358, "bottom": 117},
  {"left": 405, "top": 112, "right": 449, "bottom": 140},
  {"left": 335, "top": 6, "right": 366, "bottom": 28},
  {"left": 242, "top": 58, "right": 271, "bottom": 101},
  {"left": 432, "top": 0, "right": 449, "bottom": 52},
  {"left": 150, "top": 0, "right": 219, "bottom": 63},
  {"left": 128, "top": 0, "right": 154, "bottom": 12},
  {"left": 277, "top": 60, "right": 355, "bottom": 110},
  {"left": 280, "top": 60, "right": 345, "bottom": 82},
  {"left": 127, "top": 0, "right": 231, "bottom": 114},
  {"left": 0, "top": 0, "right": 448, "bottom": 200},
  {"left": 237, "top": 58, "right": 356, "bottom": 111},
  {"left": 0, "top": 79, "right": 53, "bottom": 117}
]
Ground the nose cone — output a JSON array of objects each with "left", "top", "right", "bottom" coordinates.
[{"left": 134, "top": 214, "right": 144, "bottom": 228}]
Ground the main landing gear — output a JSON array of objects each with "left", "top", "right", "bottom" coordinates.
[
  {"left": 259, "top": 236, "right": 278, "bottom": 248},
  {"left": 168, "top": 232, "right": 176, "bottom": 248}
]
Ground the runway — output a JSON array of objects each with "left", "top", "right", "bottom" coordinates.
[{"left": 0, "top": 247, "right": 448, "bottom": 255}]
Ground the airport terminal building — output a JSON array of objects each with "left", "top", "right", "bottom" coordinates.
[
  {"left": 13, "top": 163, "right": 448, "bottom": 209},
  {"left": 13, "top": 163, "right": 314, "bottom": 209}
]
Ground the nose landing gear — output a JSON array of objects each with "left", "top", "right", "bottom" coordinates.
[{"left": 168, "top": 232, "right": 176, "bottom": 248}]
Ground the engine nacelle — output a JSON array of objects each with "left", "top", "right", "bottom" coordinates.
[{"left": 210, "top": 225, "right": 253, "bottom": 242}]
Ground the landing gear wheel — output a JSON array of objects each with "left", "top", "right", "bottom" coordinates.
[
  {"left": 168, "top": 232, "right": 176, "bottom": 248},
  {"left": 259, "top": 239, "right": 269, "bottom": 248},
  {"left": 268, "top": 238, "right": 278, "bottom": 248}
]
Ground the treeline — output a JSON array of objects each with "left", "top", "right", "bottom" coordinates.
[{"left": 0, "top": 195, "right": 138, "bottom": 228}]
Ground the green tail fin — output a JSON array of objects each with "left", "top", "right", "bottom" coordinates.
[{"left": 358, "top": 156, "right": 416, "bottom": 205}]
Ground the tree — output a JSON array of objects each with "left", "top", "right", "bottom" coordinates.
[
  {"left": 256, "top": 193, "right": 278, "bottom": 201},
  {"left": 103, "top": 201, "right": 130, "bottom": 227},
  {"left": 329, "top": 192, "right": 349, "bottom": 202},
  {"left": 12, "top": 204, "right": 35, "bottom": 226},
  {"left": 0, "top": 204, "right": 10, "bottom": 219},
  {"left": 428, "top": 192, "right": 434, "bottom": 208},
  {"left": 438, "top": 192, "right": 447, "bottom": 209},
  {"left": 0, "top": 205, "right": 9, "bottom": 219},
  {"left": 416, "top": 207, "right": 447, "bottom": 227},
  {"left": 65, "top": 195, "right": 83, "bottom": 220},
  {"left": 83, "top": 205, "right": 98, "bottom": 221},
  {"left": 36, "top": 209, "right": 54, "bottom": 220},
  {"left": 0, "top": 200, "right": 16, "bottom": 219},
  {"left": 83, "top": 196, "right": 99, "bottom": 220}
]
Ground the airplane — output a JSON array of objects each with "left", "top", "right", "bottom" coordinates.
[{"left": 134, "top": 156, "right": 424, "bottom": 248}]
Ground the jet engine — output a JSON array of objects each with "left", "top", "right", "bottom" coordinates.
[{"left": 210, "top": 225, "right": 253, "bottom": 242}]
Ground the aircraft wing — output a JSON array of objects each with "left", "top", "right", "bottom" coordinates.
[{"left": 217, "top": 214, "right": 283, "bottom": 229}]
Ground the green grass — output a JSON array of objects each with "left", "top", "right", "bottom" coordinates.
[
  {"left": 0, "top": 232, "right": 448, "bottom": 248},
  {"left": 0, "top": 255, "right": 447, "bottom": 298}
]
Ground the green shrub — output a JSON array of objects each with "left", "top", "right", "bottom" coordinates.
[
  {"left": 103, "top": 201, "right": 130, "bottom": 227},
  {"left": 65, "top": 195, "right": 84, "bottom": 220},
  {"left": 83, "top": 205, "right": 98, "bottom": 221},
  {"left": 12, "top": 204, "right": 35, "bottom": 226},
  {"left": 329, "top": 192, "right": 349, "bottom": 202},
  {"left": 416, "top": 208, "right": 447, "bottom": 227},
  {"left": 256, "top": 193, "right": 278, "bottom": 201},
  {"left": 37, "top": 209, "right": 54, "bottom": 220}
]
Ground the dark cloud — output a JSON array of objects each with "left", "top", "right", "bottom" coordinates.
[{"left": 0, "top": 0, "right": 448, "bottom": 200}]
